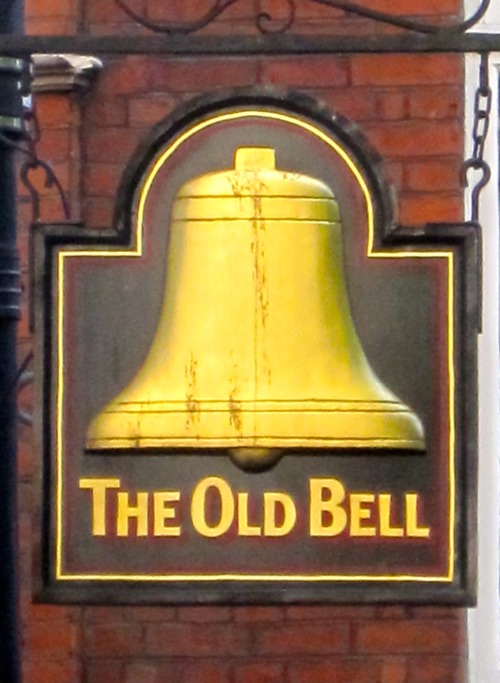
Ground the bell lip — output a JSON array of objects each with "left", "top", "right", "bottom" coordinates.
[
  {"left": 86, "top": 399, "right": 425, "bottom": 454},
  {"left": 85, "top": 438, "right": 426, "bottom": 453}
]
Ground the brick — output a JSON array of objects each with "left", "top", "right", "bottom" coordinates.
[
  {"left": 233, "top": 606, "right": 284, "bottom": 623},
  {"left": 86, "top": 0, "right": 146, "bottom": 24},
  {"left": 381, "top": 656, "right": 407, "bottom": 683},
  {"left": 84, "top": 127, "right": 141, "bottom": 163},
  {"left": 86, "top": 21, "right": 152, "bottom": 37},
  {"left": 25, "top": 619, "right": 78, "bottom": 655},
  {"left": 17, "top": 439, "right": 35, "bottom": 478},
  {"left": 154, "top": 661, "right": 190, "bottom": 683},
  {"left": 17, "top": 306, "right": 31, "bottom": 344},
  {"left": 25, "top": 0, "right": 77, "bottom": 18},
  {"left": 17, "top": 480, "right": 33, "bottom": 514},
  {"left": 128, "top": 95, "right": 179, "bottom": 126},
  {"left": 29, "top": 603, "right": 79, "bottom": 623},
  {"left": 146, "top": 0, "right": 251, "bottom": 22},
  {"left": 97, "top": 56, "right": 258, "bottom": 95},
  {"left": 129, "top": 606, "right": 177, "bottom": 622},
  {"left": 85, "top": 623, "right": 144, "bottom": 657},
  {"left": 36, "top": 95, "right": 74, "bottom": 127},
  {"left": 23, "top": 658, "right": 80, "bottom": 683},
  {"left": 83, "top": 606, "right": 125, "bottom": 624},
  {"left": 293, "top": 2, "right": 345, "bottom": 20},
  {"left": 410, "top": 606, "right": 462, "bottom": 619},
  {"left": 255, "top": 623, "right": 350, "bottom": 656},
  {"left": 312, "top": 88, "right": 377, "bottom": 122},
  {"left": 376, "top": 91, "right": 409, "bottom": 121},
  {"left": 39, "top": 195, "right": 74, "bottom": 223},
  {"left": 409, "top": 86, "right": 462, "bottom": 120},
  {"left": 95, "top": 57, "right": 160, "bottom": 96},
  {"left": 286, "top": 605, "right": 375, "bottom": 620},
  {"left": 365, "top": 120, "right": 462, "bottom": 158},
  {"left": 14, "top": 199, "right": 34, "bottom": 232},
  {"left": 288, "top": 658, "right": 378, "bottom": 683},
  {"left": 85, "top": 660, "right": 124, "bottom": 683},
  {"left": 352, "top": 55, "right": 461, "bottom": 87},
  {"left": 37, "top": 129, "right": 72, "bottom": 165},
  {"left": 17, "top": 512, "right": 32, "bottom": 558},
  {"left": 181, "top": 660, "right": 232, "bottom": 683},
  {"left": 125, "top": 661, "right": 159, "bottom": 683},
  {"left": 83, "top": 163, "right": 122, "bottom": 198},
  {"left": 356, "top": 619, "right": 463, "bottom": 654},
  {"left": 145, "top": 622, "right": 249, "bottom": 657},
  {"left": 399, "top": 193, "right": 462, "bottom": 224},
  {"left": 178, "top": 606, "right": 231, "bottom": 622},
  {"left": 405, "top": 159, "right": 461, "bottom": 192},
  {"left": 375, "top": 606, "right": 411, "bottom": 619},
  {"left": 407, "top": 655, "right": 465, "bottom": 683},
  {"left": 234, "top": 661, "right": 284, "bottom": 683},
  {"left": 85, "top": 98, "right": 129, "bottom": 127},
  {"left": 357, "top": 0, "right": 459, "bottom": 14},
  {"left": 26, "top": 17, "right": 78, "bottom": 35},
  {"left": 385, "top": 161, "right": 404, "bottom": 190},
  {"left": 83, "top": 197, "right": 114, "bottom": 228},
  {"left": 149, "top": 57, "right": 259, "bottom": 92},
  {"left": 261, "top": 57, "right": 349, "bottom": 88}
]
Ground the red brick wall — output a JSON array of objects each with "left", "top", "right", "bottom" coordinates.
[{"left": 19, "top": 2, "right": 467, "bottom": 682}]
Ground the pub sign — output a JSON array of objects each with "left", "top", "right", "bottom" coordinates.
[{"left": 34, "top": 90, "right": 478, "bottom": 604}]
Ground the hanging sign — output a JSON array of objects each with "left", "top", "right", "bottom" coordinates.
[{"left": 34, "top": 89, "right": 478, "bottom": 604}]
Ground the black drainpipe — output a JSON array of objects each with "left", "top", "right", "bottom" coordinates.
[{"left": 0, "top": 0, "right": 24, "bottom": 681}]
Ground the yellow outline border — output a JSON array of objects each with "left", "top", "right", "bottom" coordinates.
[{"left": 55, "top": 110, "right": 455, "bottom": 584}]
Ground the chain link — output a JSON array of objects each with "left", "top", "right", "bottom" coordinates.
[
  {"left": 472, "top": 56, "right": 492, "bottom": 160},
  {"left": 462, "top": 53, "right": 492, "bottom": 224}
]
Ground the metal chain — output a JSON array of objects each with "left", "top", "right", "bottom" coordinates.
[
  {"left": 0, "top": 101, "right": 71, "bottom": 224},
  {"left": 461, "top": 53, "right": 492, "bottom": 224},
  {"left": 16, "top": 96, "right": 71, "bottom": 426},
  {"left": 1, "top": 85, "right": 72, "bottom": 427},
  {"left": 19, "top": 100, "right": 71, "bottom": 224}
]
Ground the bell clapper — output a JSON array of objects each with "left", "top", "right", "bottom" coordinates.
[{"left": 229, "top": 448, "right": 283, "bottom": 472}]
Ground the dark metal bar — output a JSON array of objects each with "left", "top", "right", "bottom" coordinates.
[
  {"left": 0, "top": 0, "right": 23, "bottom": 682},
  {"left": 1, "top": 32, "right": 500, "bottom": 56}
]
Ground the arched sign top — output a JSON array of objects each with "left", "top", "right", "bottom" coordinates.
[{"left": 113, "top": 89, "right": 396, "bottom": 250}]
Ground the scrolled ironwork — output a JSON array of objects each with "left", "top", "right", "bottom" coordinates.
[
  {"left": 257, "top": 0, "right": 295, "bottom": 35},
  {"left": 311, "top": 0, "right": 490, "bottom": 35},
  {"left": 114, "top": 0, "right": 240, "bottom": 34},
  {"left": 112, "top": 0, "right": 490, "bottom": 36}
]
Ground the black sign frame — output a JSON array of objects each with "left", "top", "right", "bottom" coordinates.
[{"left": 33, "top": 89, "right": 479, "bottom": 605}]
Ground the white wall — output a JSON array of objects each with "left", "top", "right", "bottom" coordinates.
[{"left": 465, "top": 3, "right": 500, "bottom": 682}]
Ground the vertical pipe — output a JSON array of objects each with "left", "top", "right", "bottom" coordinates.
[{"left": 0, "top": 1, "right": 24, "bottom": 682}]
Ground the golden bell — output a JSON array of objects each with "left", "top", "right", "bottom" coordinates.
[{"left": 86, "top": 146, "right": 424, "bottom": 469}]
